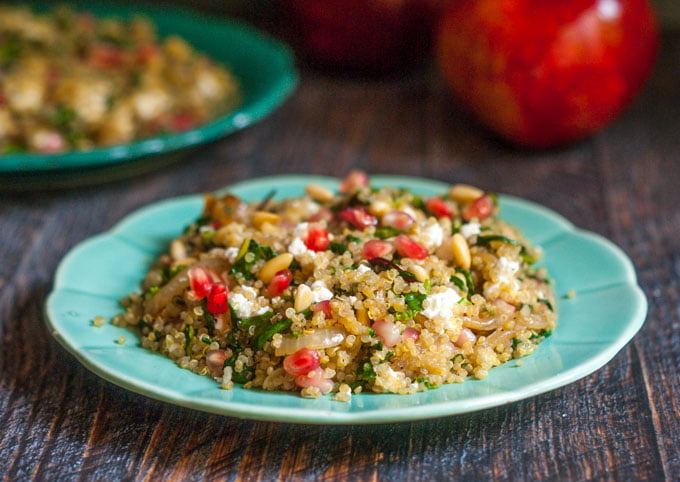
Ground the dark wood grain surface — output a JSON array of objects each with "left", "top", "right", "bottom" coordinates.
[{"left": 1, "top": 10, "right": 679, "bottom": 480}]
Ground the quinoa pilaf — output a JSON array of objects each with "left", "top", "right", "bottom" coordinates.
[{"left": 113, "top": 172, "right": 557, "bottom": 400}]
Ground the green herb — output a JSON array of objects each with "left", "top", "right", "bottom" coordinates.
[
  {"left": 172, "top": 295, "right": 186, "bottom": 306},
  {"left": 423, "top": 278, "right": 432, "bottom": 294},
  {"left": 0, "top": 37, "right": 21, "bottom": 68},
  {"left": 256, "top": 319, "right": 292, "bottom": 349},
  {"left": 374, "top": 226, "right": 402, "bottom": 239},
  {"left": 367, "top": 328, "right": 376, "bottom": 337},
  {"left": 538, "top": 298, "right": 554, "bottom": 312},
  {"left": 203, "top": 301, "right": 216, "bottom": 336},
  {"left": 369, "top": 257, "right": 417, "bottom": 282},
  {"left": 344, "top": 265, "right": 358, "bottom": 271},
  {"left": 415, "top": 377, "right": 438, "bottom": 390},
  {"left": 372, "top": 341, "right": 384, "bottom": 351},
  {"left": 450, "top": 275, "right": 467, "bottom": 293},
  {"left": 201, "top": 230, "right": 214, "bottom": 239},
  {"left": 358, "top": 361, "right": 376, "bottom": 381},
  {"left": 383, "top": 351, "right": 394, "bottom": 362},
  {"left": 201, "top": 336, "right": 212, "bottom": 344},
  {"left": 455, "top": 268, "right": 475, "bottom": 299},
  {"left": 148, "top": 286, "right": 159, "bottom": 295},
  {"left": 2, "top": 142, "right": 26, "bottom": 154},
  {"left": 346, "top": 234, "right": 361, "bottom": 243},
  {"left": 411, "top": 195, "right": 425, "bottom": 211},
  {"left": 230, "top": 239, "right": 277, "bottom": 280},
  {"left": 50, "top": 105, "right": 81, "bottom": 147},
  {"left": 512, "top": 338, "right": 522, "bottom": 350},
  {"left": 184, "top": 324, "right": 195, "bottom": 356},
  {"left": 329, "top": 242, "right": 347, "bottom": 255},
  {"left": 403, "top": 291, "right": 427, "bottom": 312},
  {"left": 451, "top": 353, "right": 465, "bottom": 364},
  {"left": 163, "top": 264, "right": 186, "bottom": 283},
  {"left": 476, "top": 235, "right": 536, "bottom": 264},
  {"left": 452, "top": 219, "right": 462, "bottom": 235},
  {"left": 529, "top": 329, "right": 552, "bottom": 341},
  {"left": 224, "top": 353, "right": 253, "bottom": 384}
]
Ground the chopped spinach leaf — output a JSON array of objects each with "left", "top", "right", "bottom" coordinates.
[
  {"left": 538, "top": 298, "right": 554, "bottom": 312},
  {"left": 374, "top": 226, "right": 402, "bottom": 239},
  {"left": 346, "top": 234, "right": 361, "bottom": 243},
  {"left": 455, "top": 268, "right": 475, "bottom": 299},
  {"left": 256, "top": 318, "right": 292, "bottom": 349},
  {"left": 451, "top": 353, "right": 465, "bottom": 364},
  {"left": 230, "top": 239, "right": 277, "bottom": 280},
  {"left": 203, "top": 300, "right": 216, "bottom": 335},
  {"left": 329, "top": 242, "right": 347, "bottom": 254}
]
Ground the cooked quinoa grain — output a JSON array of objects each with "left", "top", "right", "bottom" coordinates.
[{"left": 113, "top": 172, "right": 557, "bottom": 399}]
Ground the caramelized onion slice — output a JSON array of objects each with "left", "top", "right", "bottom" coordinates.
[{"left": 274, "top": 327, "right": 347, "bottom": 357}]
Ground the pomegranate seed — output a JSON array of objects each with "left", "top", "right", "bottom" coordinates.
[
  {"left": 372, "top": 320, "right": 401, "bottom": 348},
  {"left": 206, "top": 349, "right": 227, "bottom": 370},
  {"left": 426, "top": 198, "right": 453, "bottom": 218},
  {"left": 309, "top": 208, "right": 334, "bottom": 223},
  {"left": 188, "top": 266, "right": 214, "bottom": 298},
  {"left": 295, "top": 367, "right": 333, "bottom": 393},
  {"left": 455, "top": 328, "right": 477, "bottom": 347},
  {"left": 136, "top": 43, "right": 159, "bottom": 64},
  {"left": 339, "top": 206, "right": 377, "bottom": 230},
  {"left": 268, "top": 269, "right": 293, "bottom": 297},
  {"left": 312, "top": 300, "right": 332, "bottom": 318},
  {"left": 304, "top": 224, "right": 330, "bottom": 252},
  {"left": 170, "top": 112, "right": 197, "bottom": 132},
  {"left": 463, "top": 194, "right": 494, "bottom": 221},
  {"left": 90, "top": 45, "right": 124, "bottom": 69},
  {"left": 339, "top": 170, "right": 369, "bottom": 193},
  {"left": 362, "top": 239, "right": 394, "bottom": 259},
  {"left": 402, "top": 328, "right": 420, "bottom": 342},
  {"left": 206, "top": 283, "right": 229, "bottom": 314},
  {"left": 38, "top": 132, "right": 67, "bottom": 154},
  {"left": 393, "top": 235, "right": 428, "bottom": 260},
  {"left": 382, "top": 210, "right": 414, "bottom": 230},
  {"left": 283, "top": 348, "right": 320, "bottom": 376}
]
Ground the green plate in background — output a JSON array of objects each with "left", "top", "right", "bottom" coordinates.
[
  {"left": 45, "top": 175, "right": 648, "bottom": 424},
  {"left": 0, "top": 1, "right": 298, "bottom": 173}
]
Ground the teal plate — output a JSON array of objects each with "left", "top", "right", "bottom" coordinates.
[
  {"left": 45, "top": 175, "right": 648, "bottom": 424},
  {"left": 0, "top": 2, "right": 298, "bottom": 173}
]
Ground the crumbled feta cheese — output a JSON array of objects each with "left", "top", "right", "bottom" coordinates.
[
  {"left": 421, "top": 288, "right": 463, "bottom": 330},
  {"left": 293, "top": 222, "right": 309, "bottom": 237},
  {"left": 419, "top": 221, "right": 444, "bottom": 250},
  {"left": 240, "top": 285, "right": 258, "bottom": 299},
  {"left": 311, "top": 280, "right": 334, "bottom": 302},
  {"left": 496, "top": 256, "right": 520, "bottom": 282},
  {"left": 484, "top": 256, "right": 521, "bottom": 298},
  {"left": 460, "top": 222, "right": 481, "bottom": 239},
  {"left": 224, "top": 247, "right": 240, "bottom": 263},
  {"left": 228, "top": 292, "right": 254, "bottom": 318},
  {"left": 356, "top": 264, "right": 371, "bottom": 274},
  {"left": 288, "top": 237, "right": 309, "bottom": 256}
]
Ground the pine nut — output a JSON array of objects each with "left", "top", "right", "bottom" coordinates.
[
  {"left": 294, "top": 284, "right": 314, "bottom": 312},
  {"left": 305, "top": 184, "right": 335, "bottom": 203},
  {"left": 170, "top": 240, "right": 187, "bottom": 261},
  {"left": 449, "top": 184, "right": 484, "bottom": 204},
  {"left": 368, "top": 201, "right": 391, "bottom": 217},
  {"left": 451, "top": 233, "right": 471, "bottom": 269},
  {"left": 258, "top": 253, "right": 293, "bottom": 283},
  {"left": 409, "top": 264, "right": 429, "bottom": 283},
  {"left": 252, "top": 211, "right": 281, "bottom": 229}
]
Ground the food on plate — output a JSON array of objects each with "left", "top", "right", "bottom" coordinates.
[
  {"left": 436, "top": 0, "right": 658, "bottom": 148},
  {"left": 113, "top": 172, "right": 556, "bottom": 400},
  {"left": 0, "top": 5, "right": 240, "bottom": 154}
]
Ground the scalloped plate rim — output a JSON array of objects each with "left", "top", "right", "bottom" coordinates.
[{"left": 45, "top": 174, "right": 648, "bottom": 424}]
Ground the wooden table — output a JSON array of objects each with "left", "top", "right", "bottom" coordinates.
[{"left": 1, "top": 17, "right": 678, "bottom": 480}]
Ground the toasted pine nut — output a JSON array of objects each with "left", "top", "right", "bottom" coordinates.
[
  {"left": 252, "top": 211, "right": 282, "bottom": 229},
  {"left": 258, "top": 253, "right": 293, "bottom": 283},
  {"left": 409, "top": 264, "right": 429, "bottom": 283},
  {"left": 294, "top": 284, "right": 314, "bottom": 312},
  {"left": 449, "top": 184, "right": 484, "bottom": 204},
  {"left": 451, "top": 233, "right": 471, "bottom": 269},
  {"left": 305, "top": 184, "right": 335, "bottom": 203},
  {"left": 368, "top": 201, "right": 391, "bottom": 217},
  {"left": 170, "top": 240, "right": 187, "bottom": 261}
]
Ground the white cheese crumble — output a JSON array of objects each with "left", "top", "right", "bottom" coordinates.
[
  {"left": 356, "top": 264, "right": 372, "bottom": 274},
  {"left": 293, "top": 222, "right": 309, "bottom": 237},
  {"left": 460, "top": 222, "right": 481, "bottom": 239},
  {"left": 419, "top": 220, "right": 444, "bottom": 250},
  {"left": 224, "top": 247, "right": 239, "bottom": 263},
  {"left": 288, "top": 237, "right": 309, "bottom": 256},
  {"left": 310, "top": 280, "right": 334, "bottom": 303},
  {"left": 421, "top": 288, "right": 463, "bottom": 330}
]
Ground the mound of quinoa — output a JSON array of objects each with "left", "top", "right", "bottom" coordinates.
[{"left": 113, "top": 172, "right": 557, "bottom": 401}]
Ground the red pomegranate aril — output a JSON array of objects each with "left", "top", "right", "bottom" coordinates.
[
  {"left": 382, "top": 210, "right": 414, "bottom": 230},
  {"left": 455, "top": 327, "right": 477, "bottom": 347},
  {"left": 426, "top": 197, "right": 453, "bottom": 218},
  {"left": 283, "top": 347, "right": 321, "bottom": 376},
  {"left": 362, "top": 239, "right": 394, "bottom": 259},
  {"left": 268, "top": 269, "right": 293, "bottom": 297},
  {"left": 402, "top": 327, "right": 420, "bottom": 342},
  {"left": 188, "top": 266, "right": 214, "bottom": 299},
  {"left": 340, "top": 206, "right": 378, "bottom": 230},
  {"left": 309, "top": 208, "right": 334, "bottom": 223},
  {"left": 295, "top": 367, "right": 333, "bottom": 393},
  {"left": 339, "top": 170, "right": 369, "bottom": 193},
  {"left": 170, "top": 111, "right": 197, "bottom": 132},
  {"left": 463, "top": 194, "right": 494, "bottom": 221},
  {"left": 206, "top": 283, "right": 229, "bottom": 314},
  {"left": 394, "top": 234, "right": 428, "bottom": 260},
  {"left": 206, "top": 349, "right": 227, "bottom": 370},
  {"left": 372, "top": 320, "right": 401, "bottom": 348},
  {"left": 305, "top": 224, "right": 330, "bottom": 252},
  {"left": 312, "top": 299, "right": 333, "bottom": 318}
]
